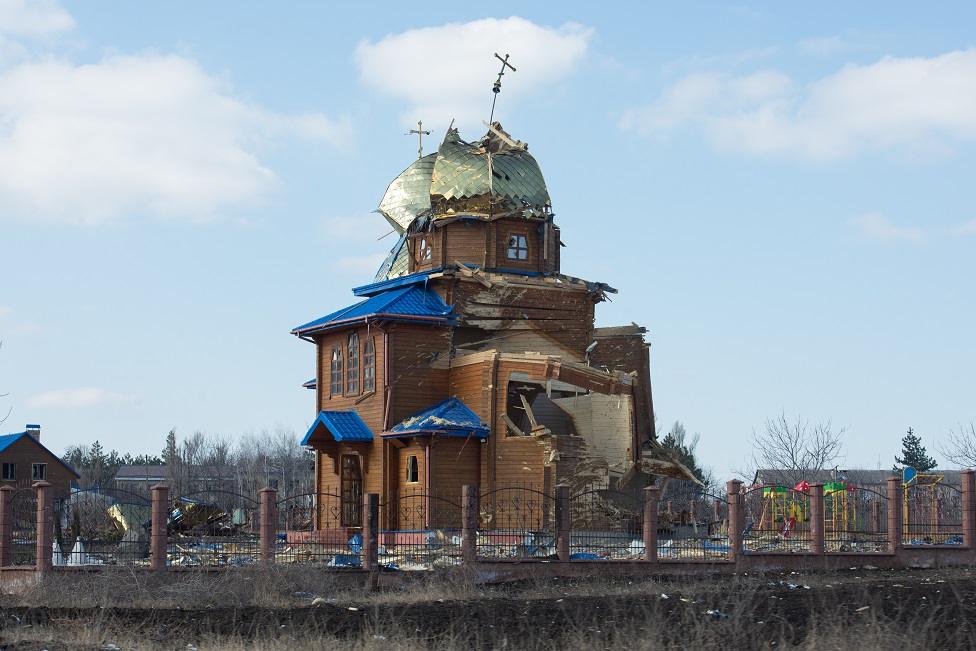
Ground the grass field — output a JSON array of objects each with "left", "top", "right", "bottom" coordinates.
[{"left": 2, "top": 566, "right": 976, "bottom": 649}]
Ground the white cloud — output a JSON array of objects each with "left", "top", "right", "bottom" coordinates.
[
  {"left": 355, "top": 17, "right": 592, "bottom": 129},
  {"left": 954, "top": 218, "right": 976, "bottom": 236},
  {"left": 26, "top": 387, "right": 131, "bottom": 409},
  {"left": 0, "top": 54, "right": 352, "bottom": 224},
  {"left": 850, "top": 213, "right": 923, "bottom": 242},
  {"left": 0, "top": 0, "right": 73, "bottom": 38},
  {"left": 621, "top": 49, "right": 976, "bottom": 159}
]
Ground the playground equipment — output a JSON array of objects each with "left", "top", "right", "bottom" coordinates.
[
  {"left": 823, "top": 480, "right": 857, "bottom": 535},
  {"left": 902, "top": 467, "right": 958, "bottom": 543},
  {"left": 758, "top": 485, "right": 808, "bottom": 536}
]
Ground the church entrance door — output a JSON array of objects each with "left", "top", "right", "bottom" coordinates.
[{"left": 340, "top": 454, "right": 363, "bottom": 527}]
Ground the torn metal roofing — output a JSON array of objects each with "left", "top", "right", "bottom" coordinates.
[
  {"left": 377, "top": 153, "right": 436, "bottom": 233},
  {"left": 430, "top": 126, "right": 550, "bottom": 214},
  {"left": 301, "top": 411, "right": 374, "bottom": 445},
  {"left": 291, "top": 284, "right": 454, "bottom": 336},
  {"left": 373, "top": 232, "right": 411, "bottom": 283},
  {"left": 386, "top": 398, "right": 489, "bottom": 438},
  {"left": 302, "top": 378, "right": 317, "bottom": 390},
  {"left": 353, "top": 268, "right": 441, "bottom": 297}
]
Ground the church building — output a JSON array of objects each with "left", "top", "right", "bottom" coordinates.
[{"left": 292, "top": 123, "right": 665, "bottom": 530}]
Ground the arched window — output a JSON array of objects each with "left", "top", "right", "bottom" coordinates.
[
  {"left": 347, "top": 332, "right": 359, "bottom": 394},
  {"left": 416, "top": 236, "right": 432, "bottom": 263},
  {"left": 362, "top": 337, "right": 375, "bottom": 392},
  {"left": 329, "top": 346, "right": 343, "bottom": 396}
]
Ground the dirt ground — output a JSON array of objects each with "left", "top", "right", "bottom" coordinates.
[{"left": 2, "top": 566, "right": 976, "bottom": 649}]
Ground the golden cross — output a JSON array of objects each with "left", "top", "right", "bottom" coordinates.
[
  {"left": 407, "top": 120, "right": 432, "bottom": 159},
  {"left": 490, "top": 53, "right": 516, "bottom": 123}
]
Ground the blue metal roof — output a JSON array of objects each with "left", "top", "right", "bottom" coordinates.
[
  {"left": 0, "top": 429, "right": 81, "bottom": 477},
  {"left": 387, "top": 398, "right": 489, "bottom": 439},
  {"left": 301, "top": 411, "right": 374, "bottom": 445},
  {"left": 352, "top": 268, "right": 442, "bottom": 297},
  {"left": 302, "top": 378, "right": 317, "bottom": 390},
  {"left": 292, "top": 285, "right": 454, "bottom": 336}
]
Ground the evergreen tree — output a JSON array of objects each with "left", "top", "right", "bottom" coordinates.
[{"left": 894, "top": 427, "right": 937, "bottom": 472}]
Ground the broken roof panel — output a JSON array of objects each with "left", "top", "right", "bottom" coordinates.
[
  {"left": 386, "top": 397, "right": 489, "bottom": 438},
  {"left": 291, "top": 285, "right": 454, "bottom": 336},
  {"left": 429, "top": 127, "right": 550, "bottom": 213},
  {"left": 377, "top": 153, "right": 436, "bottom": 233},
  {"left": 301, "top": 410, "right": 374, "bottom": 445}
]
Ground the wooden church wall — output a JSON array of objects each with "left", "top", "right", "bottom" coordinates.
[{"left": 387, "top": 323, "right": 452, "bottom": 425}]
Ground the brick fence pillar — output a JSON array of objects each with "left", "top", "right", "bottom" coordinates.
[
  {"left": 150, "top": 484, "right": 169, "bottom": 570},
  {"left": 461, "top": 485, "right": 478, "bottom": 563},
  {"left": 809, "top": 483, "right": 825, "bottom": 555},
  {"left": 726, "top": 480, "right": 743, "bottom": 560},
  {"left": 887, "top": 476, "right": 902, "bottom": 553},
  {"left": 555, "top": 485, "right": 570, "bottom": 562},
  {"left": 362, "top": 493, "right": 379, "bottom": 572},
  {"left": 962, "top": 469, "right": 975, "bottom": 550},
  {"left": 258, "top": 487, "right": 277, "bottom": 564},
  {"left": 0, "top": 486, "right": 13, "bottom": 568},
  {"left": 33, "top": 481, "right": 52, "bottom": 573},
  {"left": 642, "top": 485, "right": 660, "bottom": 562}
]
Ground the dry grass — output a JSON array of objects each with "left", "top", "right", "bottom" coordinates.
[{"left": 2, "top": 567, "right": 976, "bottom": 649}]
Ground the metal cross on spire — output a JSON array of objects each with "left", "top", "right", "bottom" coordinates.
[
  {"left": 406, "top": 120, "right": 432, "bottom": 159},
  {"left": 489, "top": 52, "right": 516, "bottom": 124}
]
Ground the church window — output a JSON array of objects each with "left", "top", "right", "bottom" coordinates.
[
  {"left": 347, "top": 332, "right": 359, "bottom": 394},
  {"left": 1, "top": 463, "right": 14, "bottom": 480},
  {"left": 362, "top": 337, "right": 375, "bottom": 392},
  {"left": 507, "top": 233, "right": 528, "bottom": 260},
  {"left": 330, "top": 346, "right": 343, "bottom": 396},
  {"left": 416, "top": 236, "right": 432, "bottom": 263},
  {"left": 406, "top": 455, "right": 419, "bottom": 483}
]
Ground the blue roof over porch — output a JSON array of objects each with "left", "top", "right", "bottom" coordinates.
[
  {"left": 385, "top": 398, "right": 489, "bottom": 439},
  {"left": 301, "top": 410, "right": 374, "bottom": 445}
]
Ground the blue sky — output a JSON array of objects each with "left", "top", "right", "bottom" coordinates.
[{"left": 2, "top": 1, "right": 974, "bottom": 478}]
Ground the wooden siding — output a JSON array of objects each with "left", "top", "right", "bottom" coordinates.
[
  {"left": 0, "top": 435, "right": 75, "bottom": 500},
  {"left": 430, "top": 436, "right": 481, "bottom": 498},
  {"left": 447, "top": 359, "right": 490, "bottom": 422},
  {"left": 387, "top": 323, "right": 451, "bottom": 425}
]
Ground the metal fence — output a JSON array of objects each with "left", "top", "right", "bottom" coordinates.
[
  {"left": 53, "top": 488, "right": 151, "bottom": 566},
  {"left": 167, "top": 490, "right": 260, "bottom": 567},
  {"left": 570, "top": 488, "right": 644, "bottom": 560},
  {"left": 823, "top": 485, "right": 889, "bottom": 553},
  {"left": 379, "top": 490, "right": 463, "bottom": 570},
  {"left": 10, "top": 488, "right": 36, "bottom": 566},
  {"left": 742, "top": 485, "right": 813, "bottom": 553},
  {"left": 477, "top": 485, "right": 556, "bottom": 560},
  {"left": 276, "top": 492, "right": 362, "bottom": 567},
  {"left": 658, "top": 492, "right": 731, "bottom": 561},
  {"left": 904, "top": 482, "right": 963, "bottom": 545}
]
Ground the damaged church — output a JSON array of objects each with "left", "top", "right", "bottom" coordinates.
[{"left": 293, "top": 121, "right": 690, "bottom": 530}]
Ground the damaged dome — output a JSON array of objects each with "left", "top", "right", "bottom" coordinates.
[{"left": 376, "top": 123, "right": 550, "bottom": 235}]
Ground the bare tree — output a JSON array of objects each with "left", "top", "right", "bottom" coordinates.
[
  {"left": 941, "top": 422, "right": 976, "bottom": 468},
  {"left": 746, "top": 412, "right": 846, "bottom": 487},
  {"left": 0, "top": 341, "right": 11, "bottom": 425}
]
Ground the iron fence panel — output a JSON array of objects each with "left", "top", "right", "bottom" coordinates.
[
  {"left": 658, "top": 489, "right": 731, "bottom": 561},
  {"left": 54, "top": 488, "right": 151, "bottom": 566},
  {"left": 742, "top": 485, "right": 813, "bottom": 554},
  {"left": 9, "top": 489, "right": 36, "bottom": 566},
  {"left": 275, "top": 492, "right": 362, "bottom": 566},
  {"left": 904, "top": 482, "right": 962, "bottom": 545},
  {"left": 167, "top": 490, "right": 260, "bottom": 567},
  {"left": 823, "top": 486, "right": 889, "bottom": 553},
  {"left": 477, "top": 484, "right": 556, "bottom": 560},
  {"left": 379, "top": 490, "right": 463, "bottom": 570}
]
